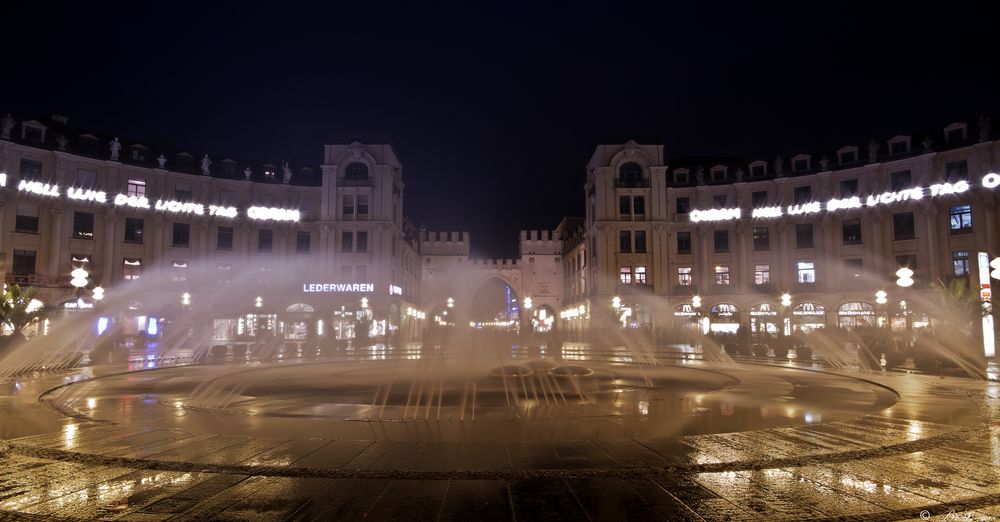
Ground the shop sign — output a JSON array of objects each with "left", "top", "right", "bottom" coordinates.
[{"left": 302, "top": 282, "right": 375, "bottom": 293}]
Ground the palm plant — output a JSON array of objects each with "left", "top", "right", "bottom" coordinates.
[
  {"left": 0, "top": 284, "right": 49, "bottom": 339},
  {"left": 931, "top": 275, "right": 988, "bottom": 333}
]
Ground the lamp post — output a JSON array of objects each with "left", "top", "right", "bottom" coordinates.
[
  {"left": 692, "top": 294, "right": 702, "bottom": 351},
  {"left": 70, "top": 267, "right": 89, "bottom": 299},
  {"left": 779, "top": 292, "right": 792, "bottom": 358},
  {"left": 895, "top": 267, "right": 914, "bottom": 341}
]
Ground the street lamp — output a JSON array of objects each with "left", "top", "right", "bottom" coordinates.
[
  {"left": 875, "top": 290, "right": 888, "bottom": 329},
  {"left": 254, "top": 296, "right": 263, "bottom": 308},
  {"left": 446, "top": 297, "right": 454, "bottom": 309},
  {"left": 70, "top": 267, "right": 89, "bottom": 293},
  {"left": 181, "top": 292, "right": 192, "bottom": 307},
  {"left": 523, "top": 297, "right": 532, "bottom": 310},
  {"left": 92, "top": 286, "right": 104, "bottom": 301},
  {"left": 895, "top": 267, "right": 914, "bottom": 337}
]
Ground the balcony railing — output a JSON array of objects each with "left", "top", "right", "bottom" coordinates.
[
  {"left": 339, "top": 177, "right": 374, "bottom": 187},
  {"left": 5, "top": 274, "right": 72, "bottom": 287},
  {"left": 614, "top": 179, "right": 650, "bottom": 189}
]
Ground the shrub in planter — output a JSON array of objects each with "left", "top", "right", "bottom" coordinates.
[
  {"left": 795, "top": 343, "right": 813, "bottom": 361},
  {"left": 231, "top": 345, "right": 248, "bottom": 358},
  {"left": 752, "top": 343, "right": 769, "bottom": 357},
  {"left": 210, "top": 345, "right": 228, "bottom": 358},
  {"left": 771, "top": 337, "right": 790, "bottom": 359}
]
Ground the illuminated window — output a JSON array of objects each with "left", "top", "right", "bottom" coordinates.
[
  {"left": 842, "top": 219, "right": 862, "bottom": 245},
  {"left": 677, "top": 266, "right": 692, "bottom": 286},
  {"left": 797, "top": 261, "right": 816, "bottom": 284},
  {"left": 949, "top": 204, "right": 972, "bottom": 233},
  {"left": 953, "top": 251, "right": 970, "bottom": 276},
  {"left": 634, "top": 266, "right": 647, "bottom": 285},
  {"left": 127, "top": 178, "right": 146, "bottom": 197},
  {"left": 754, "top": 264, "right": 770, "bottom": 285},
  {"left": 122, "top": 257, "right": 142, "bottom": 280},
  {"left": 619, "top": 266, "right": 632, "bottom": 284},
  {"left": 714, "top": 265, "right": 731, "bottom": 285}
]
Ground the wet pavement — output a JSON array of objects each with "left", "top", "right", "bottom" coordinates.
[{"left": 1, "top": 347, "right": 999, "bottom": 521}]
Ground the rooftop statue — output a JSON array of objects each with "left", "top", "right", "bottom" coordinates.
[
  {"left": 109, "top": 137, "right": 121, "bottom": 161},
  {"left": 867, "top": 139, "right": 879, "bottom": 163},
  {"left": 56, "top": 134, "right": 68, "bottom": 151},
  {"left": 282, "top": 162, "right": 292, "bottom": 184},
  {"left": 773, "top": 156, "right": 783, "bottom": 177},
  {"left": 157, "top": 154, "right": 167, "bottom": 168},
  {"left": 980, "top": 115, "right": 992, "bottom": 142},
  {"left": 244, "top": 166, "right": 253, "bottom": 180},
  {"left": 201, "top": 154, "right": 212, "bottom": 176},
  {"left": 0, "top": 113, "right": 13, "bottom": 140}
]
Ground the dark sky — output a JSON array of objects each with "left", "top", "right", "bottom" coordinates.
[{"left": 3, "top": 2, "right": 999, "bottom": 257}]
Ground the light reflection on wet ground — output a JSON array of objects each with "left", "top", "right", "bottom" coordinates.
[{"left": 1, "top": 343, "right": 999, "bottom": 520}]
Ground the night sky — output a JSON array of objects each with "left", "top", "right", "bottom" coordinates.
[{"left": 3, "top": 2, "right": 998, "bottom": 257}]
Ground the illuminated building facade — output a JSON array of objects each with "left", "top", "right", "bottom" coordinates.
[
  {"left": 564, "top": 118, "right": 1000, "bottom": 341},
  {"left": 0, "top": 113, "right": 423, "bottom": 342}
]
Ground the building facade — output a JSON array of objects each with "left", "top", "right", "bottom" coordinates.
[
  {"left": 0, "top": 113, "right": 423, "bottom": 343},
  {"left": 563, "top": 119, "right": 1000, "bottom": 343}
]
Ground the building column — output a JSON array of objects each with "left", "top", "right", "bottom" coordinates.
[
  {"left": 101, "top": 211, "right": 118, "bottom": 283},
  {"left": 923, "top": 202, "right": 940, "bottom": 278},
  {"left": 47, "top": 207, "right": 64, "bottom": 277}
]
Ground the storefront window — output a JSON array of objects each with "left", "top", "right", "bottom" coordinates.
[{"left": 837, "top": 301, "right": 875, "bottom": 329}]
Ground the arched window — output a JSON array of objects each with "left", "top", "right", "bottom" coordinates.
[
  {"left": 345, "top": 162, "right": 369, "bottom": 180},
  {"left": 618, "top": 162, "right": 643, "bottom": 183}
]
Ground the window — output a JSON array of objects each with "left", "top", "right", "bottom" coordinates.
[
  {"left": 124, "top": 218, "right": 144, "bottom": 244},
  {"left": 219, "top": 189, "right": 235, "bottom": 206},
  {"left": 174, "top": 184, "right": 192, "bottom": 201},
  {"left": 72, "top": 212, "right": 94, "bottom": 239},
  {"left": 896, "top": 255, "right": 917, "bottom": 273},
  {"left": 676, "top": 197, "right": 690, "bottom": 215},
  {"left": 217, "top": 226, "right": 233, "bottom": 250},
  {"left": 357, "top": 195, "right": 369, "bottom": 218},
  {"left": 793, "top": 185, "right": 812, "bottom": 204},
  {"left": 19, "top": 159, "right": 42, "bottom": 178},
  {"left": 632, "top": 196, "right": 645, "bottom": 217},
  {"left": 618, "top": 162, "right": 642, "bottom": 183},
  {"left": 342, "top": 231, "right": 354, "bottom": 252},
  {"left": 750, "top": 164, "right": 765, "bottom": 177},
  {"left": 355, "top": 265, "right": 368, "bottom": 280},
  {"left": 844, "top": 258, "right": 863, "bottom": 279},
  {"left": 343, "top": 195, "right": 355, "bottom": 219},
  {"left": 890, "top": 170, "right": 912, "bottom": 191},
  {"left": 257, "top": 229, "right": 273, "bottom": 252},
  {"left": 357, "top": 231, "right": 368, "bottom": 252},
  {"left": 751, "top": 191, "right": 768, "bottom": 207},
  {"left": 711, "top": 168, "right": 726, "bottom": 181},
  {"left": 673, "top": 170, "right": 689, "bottom": 184},
  {"left": 619, "top": 266, "right": 632, "bottom": 284},
  {"left": 676, "top": 231, "right": 692, "bottom": 254},
  {"left": 714, "top": 230, "right": 729, "bottom": 253},
  {"left": 123, "top": 258, "right": 142, "bottom": 280},
  {"left": 127, "top": 178, "right": 146, "bottom": 198},
  {"left": 946, "top": 126, "right": 966, "bottom": 144},
  {"left": 892, "top": 212, "right": 915, "bottom": 241},
  {"left": 75, "top": 168, "right": 97, "bottom": 187},
  {"left": 634, "top": 266, "right": 647, "bottom": 285},
  {"left": 130, "top": 147, "right": 146, "bottom": 162},
  {"left": 634, "top": 231, "right": 647, "bottom": 253},
  {"left": 712, "top": 194, "right": 728, "bottom": 207},
  {"left": 172, "top": 223, "right": 190, "bottom": 247},
  {"left": 678, "top": 267, "right": 693, "bottom": 286},
  {"left": 12, "top": 250, "right": 36, "bottom": 276},
  {"left": 839, "top": 179, "right": 858, "bottom": 197},
  {"left": 23, "top": 125, "right": 44, "bottom": 142},
  {"left": 890, "top": 140, "right": 909, "bottom": 155},
  {"left": 793, "top": 158, "right": 809, "bottom": 171},
  {"left": 796, "top": 223, "right": 814, "bottom": 248},
  {"left": 953, "top": 251, "right": 970, "bottom": 277},
  {"left": 945, "top": 160, "right": 969, "bottom": 182},
  {"left": 619, "top": 231, "right": 631, "bottom": 253},
  {"left": 842, "top": 219, "right": 862, "bottom": 244},
  {"left": 797, "top": 261, "right": 816, "bottom": 284},
  {"left": 950, "top": 204, "right": 972, "bottom": 233},
  {"left": 15, "top": 203, "right": 39, "bottom": 233},
  {"left": 754, "top": 264, "right": 770, "bottom": 285},
  {"left": 619, "top": 196, "right": 630, "bottom": 216},
  {"left": 839, "top": 150, "right": 857, "bottom": 164},
  {"left": 296, "top": 231, "right": 311, "bottom": 253},
  {"left": 752, "top": 227, "right": 769, "bottom": 251},
  {"left": 341, "top": 265, "right": 353, "bottom": 279},
  {"left": 714, "top": 265, "right": 731, "bottom": 285},
  {"left": 345, "top": 162, "right": 369, "bottom": 180}
]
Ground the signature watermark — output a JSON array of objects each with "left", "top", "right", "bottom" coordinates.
[{"left": 919, "top": 508, "right": 996, "bottom": 521}]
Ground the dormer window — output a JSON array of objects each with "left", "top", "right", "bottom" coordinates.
[
  {"left": 837, "top": 146, "right": 858, "bottom": 164},
  {"left": 791, "top": 154, "right": 811, "bottom": 172},
  {"left": 21, "top": 121, "right": 46, "bottom": 143},
  {"left": 749, "top": 161, "right": 767, "bottom": 177},
  {"left": 221, "top": 159, "right": 236, "bottom": 175},
  {"left": 618, "top": 162, "right": 642, "bottom": 183},
  {"left": 888, "top": 135, "right": 911, "bottom": 155},
  {"left": 177, "top": 153, "right": 194, "bottom": 171},
  {"left": 345, "top": 162, "right": 369, "bottom": 180},
  {"left": 710, "top": 166, "right": 727, "bottom": 181},
  {"left": 263, "top": 164, "right": 277, "bottom": 179},
  {"left": 944, "top": 122, "right": 967, "bottom": 144},
  {"left": 79, "top": 134, "right": 99, "bottom": 156},
  {"left": 130, "top": 144, "right": 147, "bottom": 162},
  {"left": 673, "top": 168, "right": 689, "bottom": 184}
]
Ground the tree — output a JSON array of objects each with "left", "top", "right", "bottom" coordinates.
[
  {"left": 931, "top": 275, "right": 988, "bottom": 333},
  {"left": 0, "top": 284, "right": 50, "bottom": 339}
]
